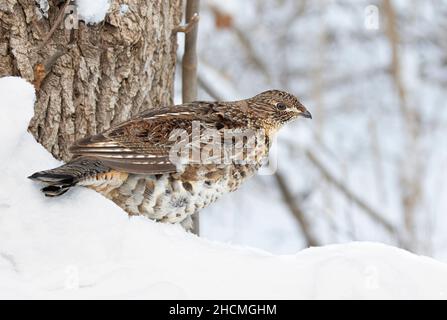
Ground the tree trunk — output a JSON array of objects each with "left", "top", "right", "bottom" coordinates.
[{"left": 0, "top": 0, "right": 183, "bottom": 161}]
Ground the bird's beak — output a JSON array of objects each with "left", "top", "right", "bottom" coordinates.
[{"left": 299, "top": 109, "right": 312, "bottom": 119}]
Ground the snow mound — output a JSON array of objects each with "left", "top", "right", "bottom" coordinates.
[
  {"left": 0, "top": 77, "right": 35, "bottom": 155},
  {"left": 1, "top": 76, "right": 447, "bottom": 299},
  {"left": 76, "top": 0, "right": 110, "bottom": 24}
]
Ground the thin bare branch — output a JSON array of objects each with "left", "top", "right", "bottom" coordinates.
[
  {"left": 198, "top": 75, "right": 223, "bottom": 101},
  {"left": 232, "top": 27, "right": 271, "bottom": 81},
  {"left": 37, "top": 0, "right": 71, "bottom": 52},
  {"left": 305, "top": 149, "right": 399, "bottom": 237},
  {"left": 383, "top": 0, "right": 408, "bottom": 117},
  {"left": 182, "top": 0, "right": 200, "bottom": 103},
  {"left": 182, "top": 0, "right": 201, "bottom": 234},
  {"left": 207, "top": 4, "right": 270, "bottom": 81},
  {"left": 274, "top": 172, "right": 320, "bottom": 247},
  {"left": 174, "top": 13, "right": 199, "bottom": 34},
  {"left": 383, "top": 0, "right": 424, "bottom": 250}
]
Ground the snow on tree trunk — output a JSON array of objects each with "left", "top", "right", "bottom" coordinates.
[{"left": 0, "top": 0, "right": 183, "bottom": 161}]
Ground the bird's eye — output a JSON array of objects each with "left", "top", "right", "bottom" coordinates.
[{"left": 276, "top": 102, "right": 287, "bottom": 111}]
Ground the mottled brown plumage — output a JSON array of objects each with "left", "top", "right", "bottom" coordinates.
[{"left": 29, "top": 90, "right": 311, "bottom": 230}]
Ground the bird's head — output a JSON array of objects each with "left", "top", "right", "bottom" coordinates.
[{"left": 247, "top": 89, "right": 311, "bottom": 132}]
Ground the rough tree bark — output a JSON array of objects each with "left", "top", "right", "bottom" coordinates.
[{"left": 0, "top": 0, "right": 183, "bottom": 161}]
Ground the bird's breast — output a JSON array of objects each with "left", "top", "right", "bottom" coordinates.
[{"left": 85, "top": 163, "right": 260, "bottom": 224}]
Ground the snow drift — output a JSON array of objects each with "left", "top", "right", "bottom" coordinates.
[
  {"left": 0, "top": 76, "right": 446, "bottom": 299},
  {"left": 76, "top": 0, "right": 110, "bottom": 24}
]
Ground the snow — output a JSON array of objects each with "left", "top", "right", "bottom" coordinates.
[
  {"left": 0, "top": 77, "right": 35, "bottom": 155},
  {"left": 1, "top": 76, "right": 447, "bottom": 299},
  {"left": 76, "top": 0, "right": 110, "bottom": 24},
  {"left": 119, "top": 4, "right": 129, "bottom": 16},
  {"left": 35, "top": 0, "right": 49, "bottom": 19}
]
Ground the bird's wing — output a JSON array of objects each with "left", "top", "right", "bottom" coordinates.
[{"left": 69, "top": 103, "right": 245, "bottom": 174}]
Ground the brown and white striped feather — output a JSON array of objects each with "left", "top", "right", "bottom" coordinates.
[{"left": 69, "top": 102, "right": 250, "bottom": 174}]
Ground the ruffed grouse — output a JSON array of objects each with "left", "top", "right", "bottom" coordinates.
[{"left": 29, "top": 90, "right": 311, "bottom": 229}]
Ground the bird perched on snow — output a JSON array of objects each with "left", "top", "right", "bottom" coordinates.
[{"left": 29, "top": 90, "right": 311, "bottom": 230}]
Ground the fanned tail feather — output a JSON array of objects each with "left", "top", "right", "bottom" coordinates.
[{"left": 28, "top": 157, "right": 110, "bottom": 197}]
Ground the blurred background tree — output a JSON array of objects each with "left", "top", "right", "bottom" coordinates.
[{"left": 178, "top": 0, "right": 447, "bottom": 259}]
